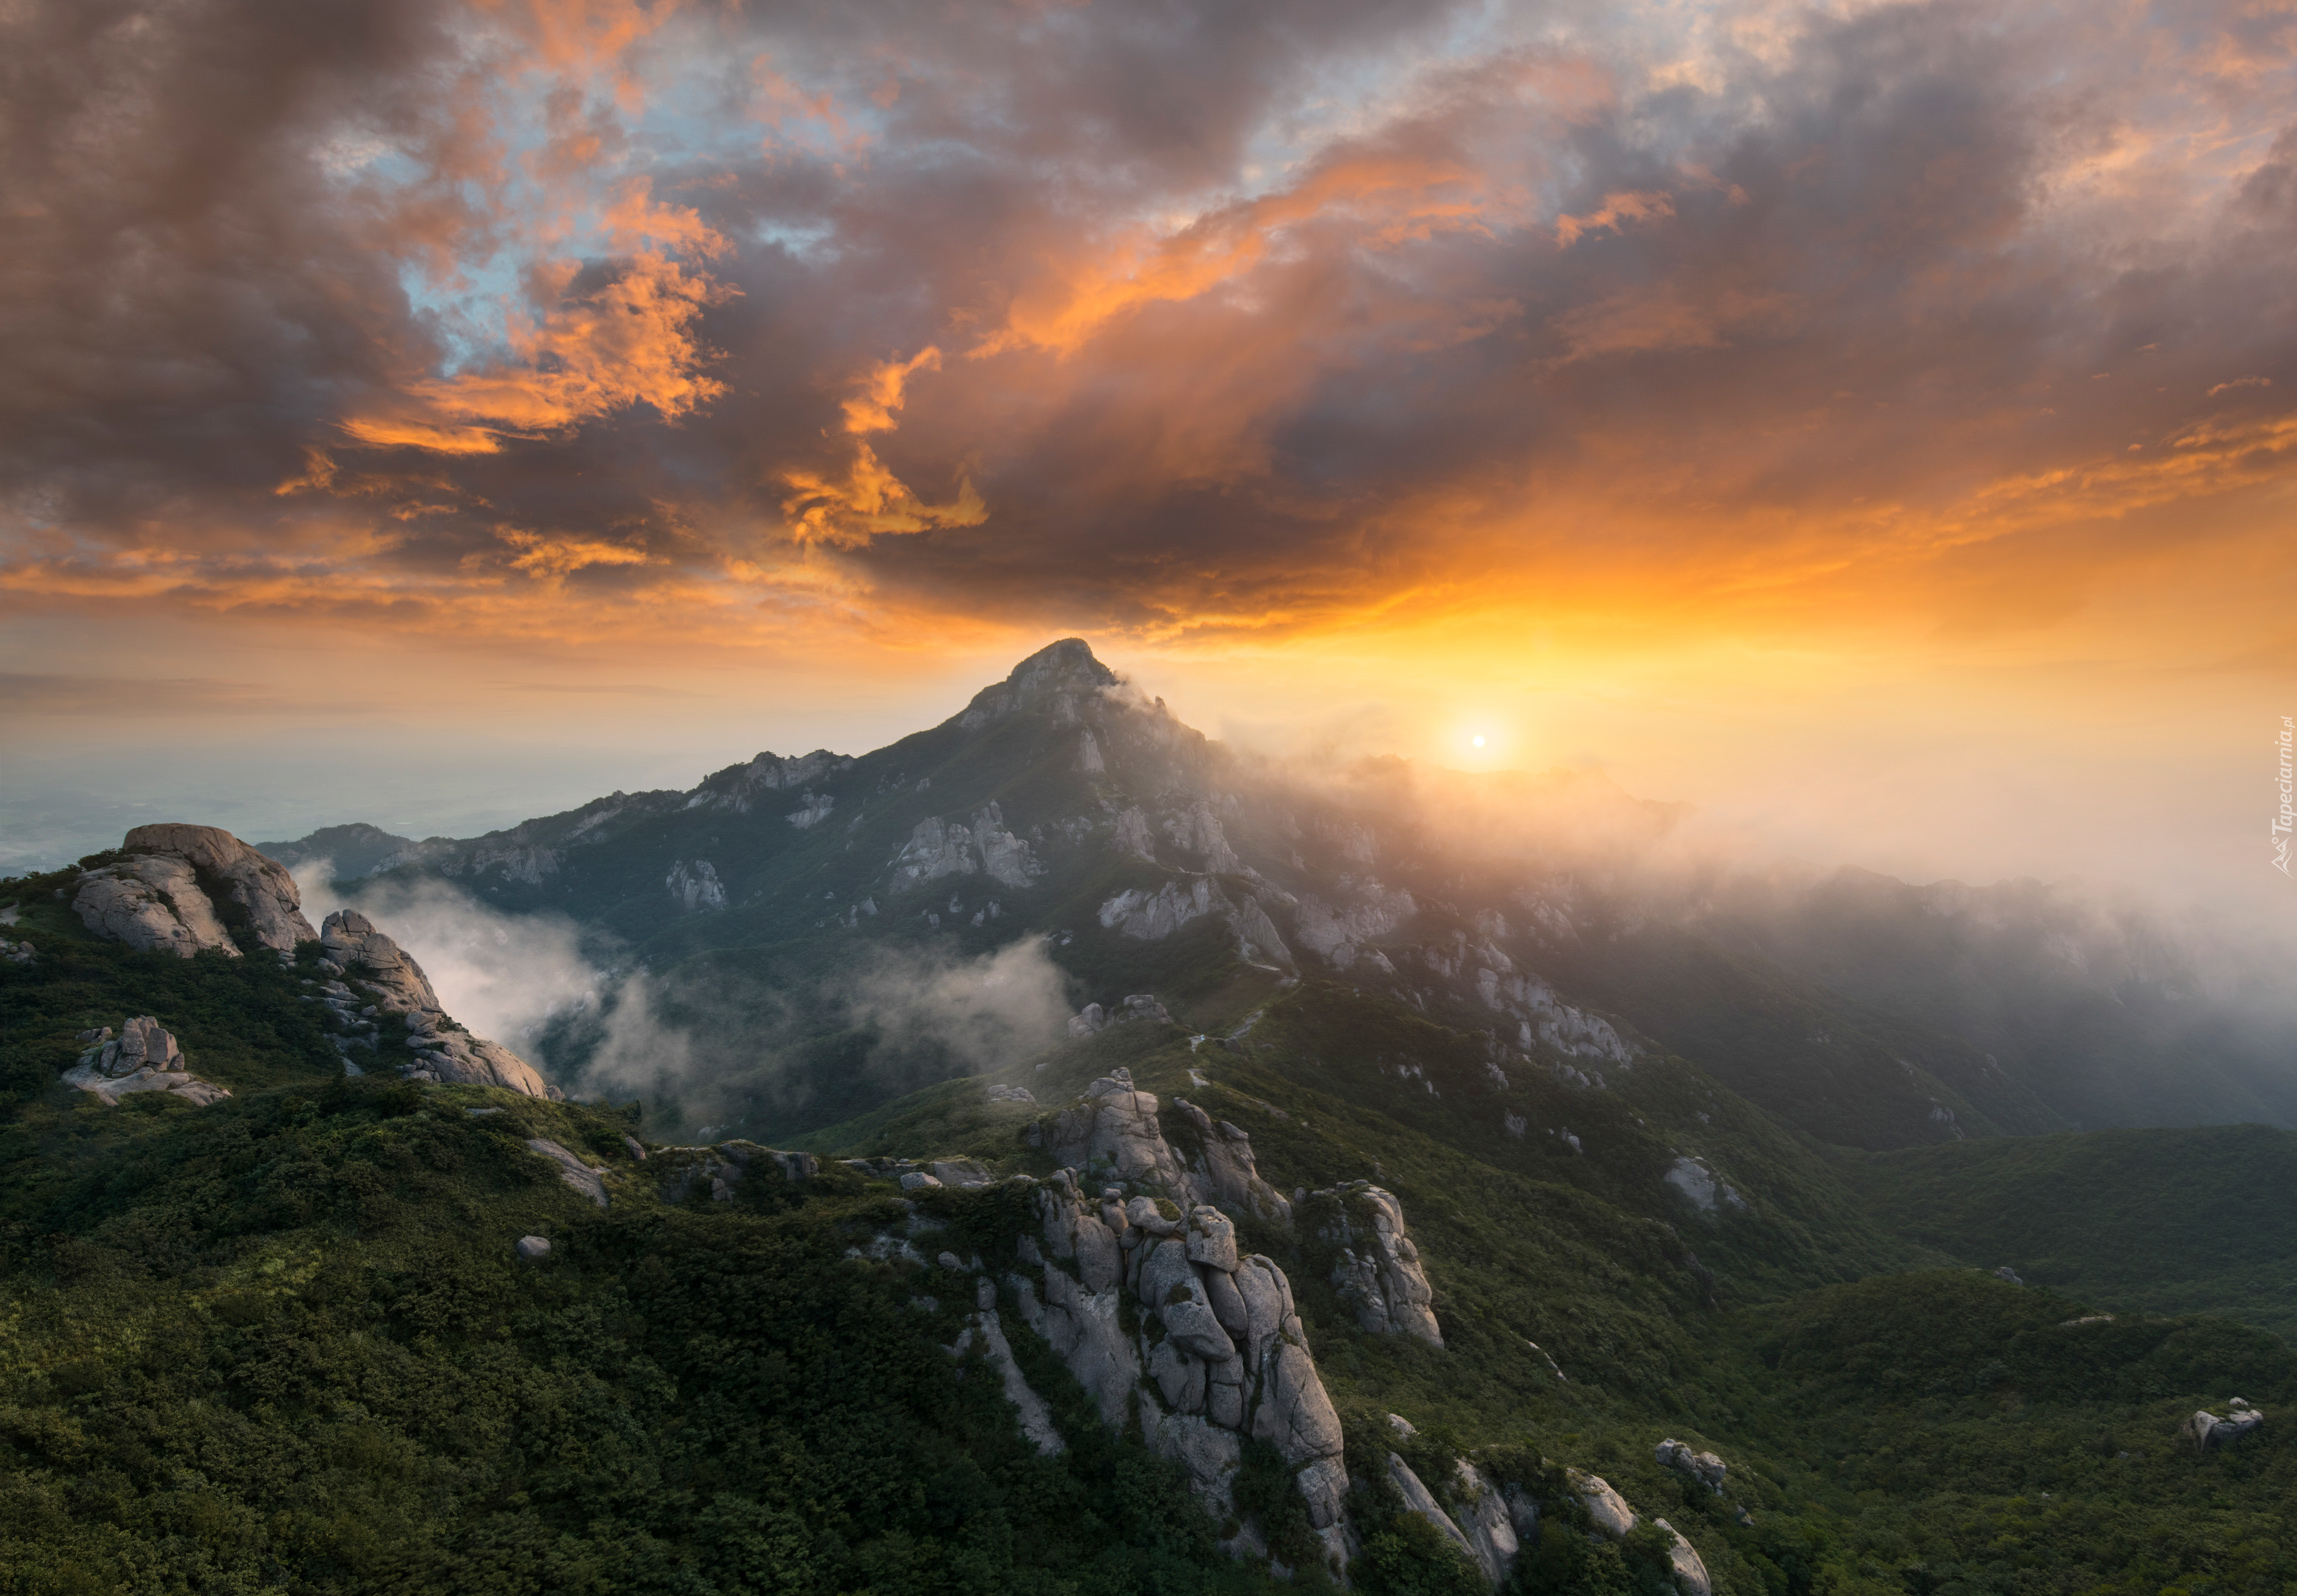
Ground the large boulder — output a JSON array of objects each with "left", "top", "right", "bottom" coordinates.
[
  {"left": 321, "top": 910, "right": 442, "bottom": 1011},
  {"left": 74, "top": 825, "right": 318, "bottom": 959},
  {"left": 124, "top": 824, "right": 315, "bottom": 951},
  {"left": 73, "top": 855, "right": 237, "bottom": 958},
  {"left": 1568, "top": 1468, "right": 1637, "bottom": 1537},
  {"left": 1652, "top": 1519, "right": 1713, "bottom": 1596},
  {"left": 317, "top": 909, "right": 556, "bottom": 1099},
  {"left": 1046, "top": 1069, "right": 1190, "bottom": 1189}
]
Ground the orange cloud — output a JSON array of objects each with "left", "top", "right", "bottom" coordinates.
[
  {"left": 1555, "top": 189, "right": 1675, "bottom": 247},
  {"left": 497, "top": 528, "right": 656, "bottom": 577},
  {"left": 973, "top": 152, "right": 1489, "bottom": 358},
  {"left": 781, "top": 444, "right": 987, "bottom": 547},
  {"left": 841, "top": 347, "right": 942, "bottom": 435},
  {"left": 775, "top": 348, "right": 988, "bottom": 546},
  {"left": 342, "top": 241, "right": 734, "bottom": 454}
]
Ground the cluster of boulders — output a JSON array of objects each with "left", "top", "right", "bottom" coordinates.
[
  {"left": 896, "top": 1069, "right": 1481, "bottom": 1575},
  {"left": 1372, "top": 1420, "right": 1716, "bottom": 1594},
  {"left": 891, "top": 804, "right": 1041, "bottom": 894},
  {"left": 1564, "top": 1467, "right": 1712, "bottom": 1596},
  {"left": 831, "top": 1069, "right": 1353, "bottom": 1571},
  {"left": 2180, "top": 1399, "right": 2264, "bottom": 1453},
  {"left": 63, "top": 1017, "right": 230, "bottom": 1106},
  {"left": 878, "top": 1063, "right": 1730, "bottom": 1590},
  {"left": 2, "top": 937, "right": 34, "bottom": 965},
  {"left": 1656, "top": 1437, "right": 1728, "bottom": 1493},
  {"left": 1017, "top": 1167, "right": 1352, "bottom": 1568},
  {"left": 1030, "top": 1068, "right": 1295, "bottom": 1224}
]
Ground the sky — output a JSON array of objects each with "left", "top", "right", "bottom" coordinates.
[{"left": 2, "top": 0, "right": 2294, "bottom": 919}]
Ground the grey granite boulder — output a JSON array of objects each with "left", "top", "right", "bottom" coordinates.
[
  {"left": 1652, "top": 1519, "right": 1713, "bottom": 1596},
  {"left": 1049, "top": 1070, "right": 1190, "bottom": 1188},
  {"left": 1568, "top": 1468, "right": 1636, "bottom": 1537},
  {"left": 74, "top": 855, "right": 237, "bottom": 958},
  {"left": 317, "top": 909, "right": 556, "bottom": 1099}
]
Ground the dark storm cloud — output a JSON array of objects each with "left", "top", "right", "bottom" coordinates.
[{"left": 2, "top": 0, "right": 2293, "bottom": 641}]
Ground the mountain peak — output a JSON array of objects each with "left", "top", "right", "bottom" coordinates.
[
  {"left": 952, "top": 638, "right": 1121, "bottom": 731},
  {"left": 1005, "top": 637, "right": 1117, "bottom": 696}
]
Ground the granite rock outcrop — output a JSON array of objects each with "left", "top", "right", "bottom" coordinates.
[
  {"left": 1314, "top": 1181, "right": 1442, "bottom": 1346},
  {"left": 317, "top": 909, "right": 558, "bottom": 1098},
  {"left": 1007, "top": 1073, "right": 1353, "bottom": 1572},
  {"left": 64, "top": 1017, "right": 231, "bottom": 1106},
  {"left": 72, "top": 825, "right": 316, "bottom": 957},
  {"left": 2180, "top": 1399, "right": 2264, "bottom": 1453}
]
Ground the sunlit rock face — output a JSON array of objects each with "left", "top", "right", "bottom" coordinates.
[{"left": 73, "top": 823, "right": 315, "bottom": 958}]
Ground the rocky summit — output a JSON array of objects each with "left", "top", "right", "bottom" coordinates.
[{"left": 0, "top": 640, "right": 2292, "bottom": 1595}]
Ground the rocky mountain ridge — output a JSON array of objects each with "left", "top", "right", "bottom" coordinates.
[
  {"left": 56, "top": 824, "right": 557, "bottom": 1101},
  {"left": 251, "top": 638, "right": 2295, "bottom": 1153}
]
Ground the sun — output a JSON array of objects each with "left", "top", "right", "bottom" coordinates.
[{"left": 1471, "top": 734, "right": 1486, "bottom": 748}]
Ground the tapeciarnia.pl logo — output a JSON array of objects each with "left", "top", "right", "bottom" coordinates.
[{"left": 2276, "top": 715, "right": 2294, "bottom": 878}]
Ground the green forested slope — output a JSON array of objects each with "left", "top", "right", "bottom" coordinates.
[
  {"left": 5, "top": 862, "right": 2295, "bottom": 1596},
  {"left": 0, "top": 950, "right": 1272, "bottom": 1595},
  {"left": 1841, "top": 1127, "right": 2297, "bottom": 1340},
  {"left": 792, "top": 983, "right": 2297, "bottom": 1596}
]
